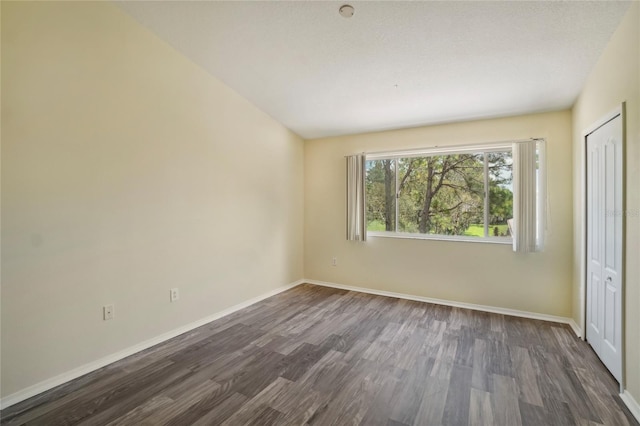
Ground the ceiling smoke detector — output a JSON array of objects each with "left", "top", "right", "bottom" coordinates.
[{"left": 339, "top": 5, "right": 355, "bottom": 18}]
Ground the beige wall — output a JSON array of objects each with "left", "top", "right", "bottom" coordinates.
[
  {"left": 1, "top": 2, "right": 304, "bottom": 398},
  {"left": 572, "top": 3, "right": 639, "bottom": 400},
  {"left": 305, "top": 111, "right": 573, "bottom": 317}
]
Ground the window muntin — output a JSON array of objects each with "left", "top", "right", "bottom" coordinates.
[{"left": 366, "top": 149, "right": 513, "bottom": 241}]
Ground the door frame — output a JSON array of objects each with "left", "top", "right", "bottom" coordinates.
[{"left": 580, "top": 102, "right": 626, "bottom": 390}]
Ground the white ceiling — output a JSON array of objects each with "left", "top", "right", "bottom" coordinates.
[{"left": 116, "top": 1, "right": 631, "bottom": 139}]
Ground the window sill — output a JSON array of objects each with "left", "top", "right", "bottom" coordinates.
[{"left": 367, "top": 231, "right": 513, "bottom": 245}]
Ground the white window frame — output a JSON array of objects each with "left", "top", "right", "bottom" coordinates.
[{"left": 365, "top": 141, "right": 524, "bottom": 244}]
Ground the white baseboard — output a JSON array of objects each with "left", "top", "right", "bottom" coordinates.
[
  {"left": 620, "top": 390, "right": 640, "bottom": 423},
  {"left": 0, "top": 279, "right": 305, "bottom": 411},
  {"left": 305, "top": 279, "right": 576, "bottom": 328},
  {"left": 568, "top": 318, "right": 583, "bottom": 338}
]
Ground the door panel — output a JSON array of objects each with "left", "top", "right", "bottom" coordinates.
[
  {"left": 604, "top": 140, "right": 618, "bottom": 272},
  {"left": 604, "top": 281, "right": 616, "bottom": 346},
  {"left": 589, "top": 273, "right": 600, "bottom": 337},
  {"left": 587, "top": 140, "right": 602, "bottom": 352}
]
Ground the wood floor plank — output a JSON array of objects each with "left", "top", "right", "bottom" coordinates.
[
  {"left": 453, "top": 327, "right": 476, "bottom": 367},
  {"left": 441, "top": 364, "right": 473, "bottom": 426},
  {"left": 2, "top": 284, "right": 637, "bottom": 426},
  {"left": 412, "top": 375, "right": 449, "bottom": 426},
  {"left": 518, "top": 400, "right": 548, "bottom": 426},
  {"left": 511, "top": 346, "right": 544, "bottom": 407},
  {"left": 295, "top": 349, "right": 349, "bottom": 394},
  {"left": 105, "top": 396, "right": 173, "bottom": 426},
  {"left": 181, "top": 392, "right": 248, "bottom": 426},
  {"left": 491, "top": 374, "right": 523, "bottom": 426},
  {"left": 542, "top": 396, "right": 578, "bottom": 425},
  {"left": 219, "top": 378, "right": 289, "bottom": 426},
  {"left": 281, "top": 342, "right": 332, "bottom": 382},
  {"left": 471, "top": 338, "right": 491, "bottom": 392},
  {"left": 393, "top": 325, "right": 427, "bottom": 371},
  {"left": 141, "top": 379, "right": 220, "bottom": 426},
  {"left": 237, "top": 405, "right": 284, "bottom": 426},
  {"left": 226, "top": 350, "right": 287, "bottom": 398},
  {"left": 267, "top": 379, "right": 325, "bottom": 423},
  {"left": 487, "top": 340, "right": 514, "bottom": 377},
  {"left": 388, "top": 357, "right": 432, "bottom": 425},
  {"left": 469, "top": 388, "right": 494, "bottom": 426},
  {"left": 490, "top": 313, "right": 506, "bottom": 333},
  {"left": 359, "top": 368, "right": 403, "bottom": 426},
  {"left": 306, "top": 363, "right": 375, "bottom": 425},
  {"left": 430, "top": 337, "right": 458, "bottom": 380},
  {"left": 421, "top": 319, "right": 447, "bottom": 359}
]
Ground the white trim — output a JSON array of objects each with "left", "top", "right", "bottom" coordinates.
[
  {"left": 305, "top": 279, "right": 575, "bottom": 326},
  {"left": 581, "top": 104, "right": 626, "bottom": 386},
  {"left": 583, "top": 105, "right": 623, "bottom": 137},
  {"left": 368, "top": 231, "right": 512, "bottom": 245},
  {"left": 365, "top": 142, "right": 530, "bottom": 243},
  {"left": 0, "top": 279, "right": 305, "bottom": 410},
  {"left": 620, "top": 390, "right": 640, "bottom": 423},
  {"left": 364, "top": 138, "right": 535, "bottom": 160},
  {"left": 568, "top": 318, "right": 583, "bottom": 338}
]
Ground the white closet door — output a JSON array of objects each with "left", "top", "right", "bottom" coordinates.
[{"left": 586, "top": 113, "right": 623, "bottom": 383}]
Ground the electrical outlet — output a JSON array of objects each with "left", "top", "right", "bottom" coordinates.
[
  {"left": 103, "top": 304, "right": 114, "bottom": 321},
  {"left": 332, "top": 257, "right": 337, "bottom": 267},
  {"left": 170, "top": 288, "right": 179, "bottom": 302}
]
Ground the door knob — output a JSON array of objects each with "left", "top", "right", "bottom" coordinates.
[{"left": 606, "top": 277, "right": 612, "bottom": 281}]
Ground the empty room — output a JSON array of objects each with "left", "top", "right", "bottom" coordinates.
[{"left": 1, "top": 1, "right": 639, "bottom": 425}]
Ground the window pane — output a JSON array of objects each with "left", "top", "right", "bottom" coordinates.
[
  {"left": 397, "top": 154, "right": 484, "bottom": 236},
  {"left": 488, "top": 151, "right": 513, "bottom": 237},
  {"left": 365, "top": 159, "right": 396, "bottom": 232},
  {"left": 397, "top": 157, "right": 423, "bottom": 233},
  {"left": 433, "top": 154, "right": 484, "bottom": 236}
]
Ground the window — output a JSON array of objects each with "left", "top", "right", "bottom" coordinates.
[{"left": 365, "top": 143, "right": 536, "bottom": 243}]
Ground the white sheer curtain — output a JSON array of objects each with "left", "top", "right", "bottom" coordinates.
[
  {"left": 346, "top": 154, "right": 366, "bottom": 241},
  {"left": 512, "top": 140, "right": 545, "bottom": 252}
]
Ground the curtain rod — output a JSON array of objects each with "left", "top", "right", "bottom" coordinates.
[{"left": 344, "top": 137, "right": 544, "bottom": 158}]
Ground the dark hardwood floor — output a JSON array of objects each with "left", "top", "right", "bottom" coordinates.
[{"left": 2, "top": 284, "right": 637, "bottom": 426}]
